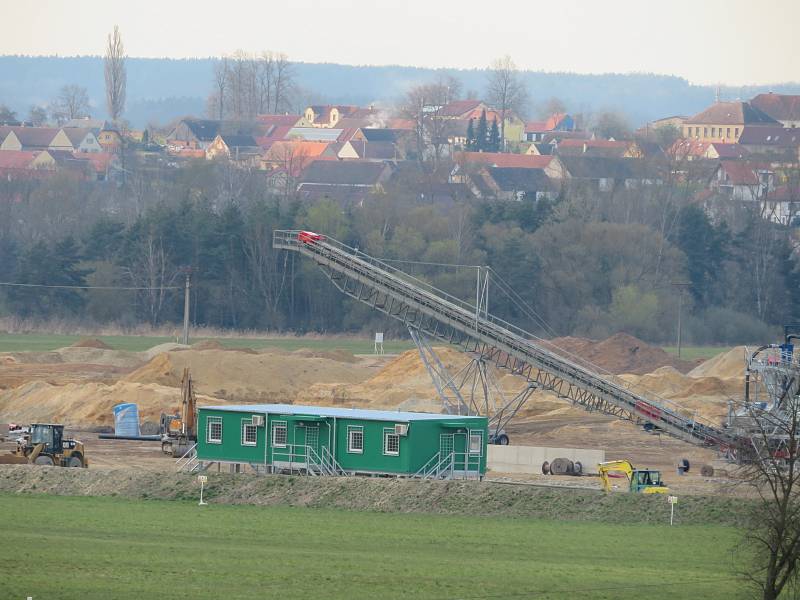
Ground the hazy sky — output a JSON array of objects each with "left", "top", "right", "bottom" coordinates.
[{"left": 3, "top": 0, "right": 798, "bottom": 85}]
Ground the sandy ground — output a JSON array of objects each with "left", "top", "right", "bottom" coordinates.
[{"left": 0, "top": 336, "right": 752, "bottom": 497}]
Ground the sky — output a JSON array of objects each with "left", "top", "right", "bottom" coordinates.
[{"left": 2, "top": 0, "right": 798, "bottom": 86}]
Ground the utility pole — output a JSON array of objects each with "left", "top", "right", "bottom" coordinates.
[
  {"left": 182, "top": 269, "right": 192, "bottom": 345},
  {"left": 671, "top": 282, "right": 691, "bottom": 359}
]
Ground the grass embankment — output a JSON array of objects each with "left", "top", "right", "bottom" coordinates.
[
  {"left": 0, "top": 332, "right": 414, "bottom": 354},
  {"left": 0, "top": 493, "right": 748, "bottom": 600}
]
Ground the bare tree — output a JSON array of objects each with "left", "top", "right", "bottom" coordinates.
[
  {"left": 486, "top": 55, "right": 528, "bottom": 146},
  {"left": 27, "top": 105, "right": 48, "bottom": 126},
  {"left": 122, "top": 235, "right": 177, "bottom": 326},
  {"left": 104, "top": 25, "right": 127, "bottom": 122},
  {"left": 51, "top": 85, "right": 90, "bottom": 123},
  {"left": 737, "top": 371, "right": 800, "bottom": 600},
  {"left": 272, "top": 53, "right": 293, "bottom": 113},
  {"left": 255, "top": 51, "right": 275, "bottom": 114},
  {"left": 212, "top": 57, "right": 230, "bottom": 121},
  {"left": 403, "top": 81, "right": 452, "bottom": 170}
]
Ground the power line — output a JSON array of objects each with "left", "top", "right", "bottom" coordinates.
[{"left": 0, "top": 282, "right": 181, "bottom": 291}]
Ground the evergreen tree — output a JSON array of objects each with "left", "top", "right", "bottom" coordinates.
[
  {"left": 466, "top": 118, "right": 475, "bottom": 150},
  {"left": 476, "top": 110, "right": 488, "bottom": 152},
  {"left": 488, "top": 118, "right": 500, "bottom": 152}
]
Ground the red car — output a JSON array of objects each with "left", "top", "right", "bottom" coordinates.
[{"left": 297, "top": 231, "right": 326, "bottom": 244}]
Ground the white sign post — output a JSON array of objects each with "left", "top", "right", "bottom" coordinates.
[
  {"left": 374, "top": 332, "right": 384, "bottom": 355},
  {"left": 198, "top": 475, "right": 208, "bottom": 506},
  {"left": 667, "top": 495, "right": 678, "bottom": 525}
]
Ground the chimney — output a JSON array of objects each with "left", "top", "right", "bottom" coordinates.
[{"left": 582, "top": 142, "right": 587, "bottom": 154}]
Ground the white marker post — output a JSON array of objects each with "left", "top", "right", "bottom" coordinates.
[
  {"left": 667, "top": 495, "right": 678, "bottom": 525},
  {"left": 198, "top": 475, "right": 208, "bottom": 506},
  {"left": 374, "top": 332, "right": 384, "bottom": 355}
]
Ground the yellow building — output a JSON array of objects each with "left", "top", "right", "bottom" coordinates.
[{"left": 682, "top": 101, "right": 778, "bottom": 143}]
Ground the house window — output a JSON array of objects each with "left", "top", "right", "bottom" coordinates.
[
  {"left": 241, "top": 420, "right": 257, "bottom": 446},
  {"left": 711, "top": 127, "right": 716, "bottom": 138},
  {"left": 383, "top": 429, "right": 400, "bottom": 456},
  {"left": 207, "top": 417, "right": 222, "bottom": 444},
  {"left": 469, "top": 431, "right": 483, "bottom": 456},
  {"left": 347, "top": 426, "right": 364, "bottom": 453},
  {"left": 726, "top": 128, "right": 731, "bottom": 138},
  {"left": 704, "top": 127, "right": 708, "bottom": 137},
  {"left": 272, "top": 421, "right": 287, "bottom": 448},
  {"left": 734, "top": 128, "right": 739, "bottom": 138}
]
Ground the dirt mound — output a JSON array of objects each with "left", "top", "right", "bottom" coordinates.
[
  {"left": 191, "top": 339, "right": 225, "bottom": 350},
  {"left": 291, "top": 348, "right": 358, "bottom": 363},
  {"left": 688, "top": 346, "right": 747, "bottom": 379},
  {"left": 141, "top": 342, "right": 189, "bottom": 361},
  {"left": 124, "top": 348, "right": 374, "bottom": 403},
  {"left": 70, "top": 338, "right": 112, "bottom": 349},
  {"left": 0, "top": 380, "right": 222, "bottom": 427},
  {"left": 543, "top": 333, "right": 697, "bottom": 375}
]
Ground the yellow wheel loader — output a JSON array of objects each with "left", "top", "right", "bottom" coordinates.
[{"left": 0, "top": 423, "right": 88, "bottom": 467}]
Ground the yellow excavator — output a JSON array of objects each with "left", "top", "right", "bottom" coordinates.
[
  {"left": 0, "top": 423, "right": 88, "bottom": 467},
  {"left": 160, "top": 368, "right": 197, "bottom": 457},
  {"left": 598, "top": 460, "right": 668, "bottom": 494}
]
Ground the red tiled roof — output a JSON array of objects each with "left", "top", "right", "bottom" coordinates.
[
  {"left": 0, "top": 126, "right": 60, "bottom": 148},
  {"left": 738, "top": 126, "right": 800, "bottom": 147},
  {"left": 0, "top": 150, "right": 36, "bottom": 169},
  {"left": 751, "top": 93, "right": 800, "bottom": 122},
  {"left": 719, "top": 161, "right": 762, "bottom": 185},
  {"left": 72, "top": 152, "right": 116, "bottom": 173},
  {"left": 456, "top": 152, "right": 553, "bottom": 169},
  {"left": 687, "top": 101, "right": 778, "bottom": 126},
  {"left": 440, "top": 100, "right": 484, "bottom": 118},
  {"left": 386, "top": 118, "right": 416, "bottom": 130},
  {"left": 256, "top": 114, "right": 303, "bottom": 127},
  {"left": 525, "top": 113, "right": 567, "bottom": 133}
]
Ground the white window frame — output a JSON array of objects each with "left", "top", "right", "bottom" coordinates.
[
  {"left": 241, "top": 419, "right": 257, "bottom": 446},
  {"left": 468, "top": 430, "right": 484, "bottom": 456},
  {"left": 272, "top": 421, "right": 287, "bottom": 448},
  {"left": 347, "top": 425, "right": 364, "bottom": 454},
  {"left": 206, "top": 416, "right": 223, "bottom": 444},
  {"left": 383, "top": 428, "right": 400, "bottom": 456}
]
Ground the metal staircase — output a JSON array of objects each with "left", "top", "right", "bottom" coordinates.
[{"left": 273, "top": 230, "right": 738, "bottom": 449}]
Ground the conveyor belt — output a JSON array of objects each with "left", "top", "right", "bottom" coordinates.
[{"left": 274, "top": 230, "right": 737, "bottom": 448}]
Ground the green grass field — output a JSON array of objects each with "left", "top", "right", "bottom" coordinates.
[
  {"left": 0, "top": 494, "right": 748, "bottom": 600},
  {"left": 662, "top": 346, "right": 731, "bottom": 361},
  {"left": 0, "top": 332, "right": 414, "bottom": 354}
]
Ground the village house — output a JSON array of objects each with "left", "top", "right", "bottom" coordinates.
[
  {"left": 556, "top": 139, "right": 642, "bottom": 159},
  {"left": 49, "top": 128, "right": 103, "bottom": 153},
  {"left": 451, "top": 152, "right": 560, "bottom": 182},
  {"left": 466, "top": 166, "right": 555, "bottom": 202},
  {"left": 206, "top": 134, "right": 262, "bottom": 162},
  {"left": 712, "top": 161, "right": 775, "bottom": 201},
  {"left": 750, "top": 93, "right": 800, "bottom": 128},
  {"left": 304, "top": 105, "right": 360, "bottom": 128},
  {"left": 524, "top": 113, "right": 577, "bottom": 142},
  {"left": 0, "top": 126, "right": 60, "bottom": 151},
  {"left": 261, "top": 140, "right": 337, "bottom": 173},
  {"left": 337, "top": 140, "right": 401, "bottom": 161},
  {"left": 737, "top": 126, "right": 800, "bottom": 157},
  {"left": 682, "top": 101, "right": 778, "bottom": 143},
  {"left": 297, "top": 159, "right": 393, "bottom": 204},
  {"left": 552, "top": 156, "right": 663, "bottom": 192},
  {"left": 166, "top": 119, "right": 223, "bottom": 150},
  {"left": 668, "top": 139, "right": 750, "bottom": 161}
]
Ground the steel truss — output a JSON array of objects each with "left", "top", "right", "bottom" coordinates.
[{"left": 273, "top": 230, "right": 738, "bottom": 449}]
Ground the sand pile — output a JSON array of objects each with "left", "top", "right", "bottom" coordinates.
[
  {"left": 298, "top": 347, "right": 472, "bottom": 408},
  {"left": 191, "top": 339, "right": 225, "bottom": 350},
  {"left": 70, "top": 338, "right": 113, "bottom": 349},
  {"left": 124, "top": 348, "right": 371, "bottom": 403},
  {"left": 543, "top": 333, "right": 697, "bottom": 375},
  {"left": 0, "top": 380, "right": 222, "bottom": 427},
  {"left": 688, "top": 346, "right": 747, "bottom": 379}
]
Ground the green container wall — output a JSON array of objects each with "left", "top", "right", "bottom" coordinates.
[{"left": 196, "top": 407, "right": 488, "bottom": 476}]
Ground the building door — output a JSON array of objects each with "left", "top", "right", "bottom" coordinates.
[{"left": 440, "top": 433, "right": 454, "bottom": 468}]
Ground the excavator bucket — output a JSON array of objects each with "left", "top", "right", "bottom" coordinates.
[{"left": 0, "top": 452, "right": 29, "bottom": 464}]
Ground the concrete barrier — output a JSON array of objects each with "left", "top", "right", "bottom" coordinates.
[{"left": 487, "top": 445, "right": 606, "bottom": 475}]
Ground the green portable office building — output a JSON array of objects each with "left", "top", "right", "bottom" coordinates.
[{"left": 195, "top": 404, "right": 488, "bottom": 479}]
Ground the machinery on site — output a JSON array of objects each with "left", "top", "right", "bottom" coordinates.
[
  {"left": 722, "top": 325, "right": 800, "bottom": 465},
  {"left": 160, "top": 367, "right": 197, "bottom": 457},
  {"left": 598, "top": 460, "right": 669, "bottom": 494},
  {"left": 0, "top": 423, "right": 88, "bottom": 467},
  {"left": 273, "top": 230, "right": 739, "bottom": 449}
]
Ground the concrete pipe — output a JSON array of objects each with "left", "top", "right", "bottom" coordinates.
[
  {"left": 541, "top": 461, "right": 550, "bottom": 475},
  {"left": 700, "top": 464, "right": 715, "bottom": 477}
]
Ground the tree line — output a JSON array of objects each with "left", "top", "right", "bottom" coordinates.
[{"left": 0, "top": 157, "right": 797, "bottom": 344}]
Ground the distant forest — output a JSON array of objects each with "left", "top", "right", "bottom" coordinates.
[{"left": 2, "top": 55, "right": 800, "bottom": 128}]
